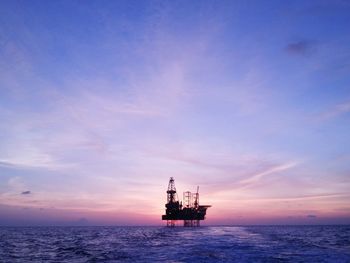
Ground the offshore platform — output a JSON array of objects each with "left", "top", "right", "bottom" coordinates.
[{"left": 162, "top": 177, "right": 211, "bottom": 227}]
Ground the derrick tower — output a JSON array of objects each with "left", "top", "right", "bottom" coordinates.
[{"left": 167, "top": 177, "right": 178, "bottom": 204}]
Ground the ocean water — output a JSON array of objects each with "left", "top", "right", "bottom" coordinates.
[{"left": 0, "top": 226, "right": 349, "bottom": 262}]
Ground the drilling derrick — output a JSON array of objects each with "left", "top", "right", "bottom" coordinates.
[
  {"left": 162, "top": 177, "right": 211, "bottom": 227},
  {"left": 164, "top": 177, "right": 181, "bottom": 226}
]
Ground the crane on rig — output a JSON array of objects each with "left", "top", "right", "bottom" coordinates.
[{"left": 161, "top": 177, "right": 211, "bottom": 227}]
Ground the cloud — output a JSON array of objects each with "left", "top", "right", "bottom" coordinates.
[
  {"left": 285, "top": 40, "right": 315, "bottom": 56},
  {"left": 239, "top": 162, "right": 298, "bottom": 185},
  {"left": 0, "top": 156, "right": 74, "bottom": 171},
  {"left": 0, "top": 18, "right": 200, "bottom": 172},
  {"left": 245, "top": 193, "right": 349, "bottom": 202},
  {"left": 0, "top": 161, "right": 16, "bottom": 168},
  {"left": 21, "top": 191, "right": 31, "bottom": 195},
  {"left": 317, "top": 100, "right": 350, "bottom": 120},
  {"left": 307, "top": 214, "right": 317, "bottom": 218}
]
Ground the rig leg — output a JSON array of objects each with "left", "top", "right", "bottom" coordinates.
[
  {"left": 184, "top": 220, "right": 200, "bottom": 227},
  {"left": 167, "top": 220, "right": 176, "bottom": 227}
]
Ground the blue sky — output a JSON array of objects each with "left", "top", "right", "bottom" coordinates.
[{"left": 0, "top": 0, "right": 350, "bottom": 225}]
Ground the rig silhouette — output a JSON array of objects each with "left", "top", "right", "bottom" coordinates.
[{"left": 162, "top": 177, "right": 211, "bottom": 226}]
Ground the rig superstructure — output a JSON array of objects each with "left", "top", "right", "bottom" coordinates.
[{"left": 162, "top": 177, "right": 211, "bottom": 226}]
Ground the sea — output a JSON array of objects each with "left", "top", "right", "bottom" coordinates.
[{"left": 0, "top": 225, "right": 349, "bottom": 262}]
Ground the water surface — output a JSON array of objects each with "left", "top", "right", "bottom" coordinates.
[{"left": 1, "top": 225, "right": 349, "bottom": 262}]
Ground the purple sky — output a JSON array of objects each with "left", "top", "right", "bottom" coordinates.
[{"left": 0, "top": 0, "right": 350, "bottom": 225}]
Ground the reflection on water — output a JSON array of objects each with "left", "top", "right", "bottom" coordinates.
[{"left": 0, "top": 225, "right": 349, "bottom": 262}]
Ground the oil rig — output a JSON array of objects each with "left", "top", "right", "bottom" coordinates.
[{"left": 162, "top": 177, "right": 211, "bottom": 227}]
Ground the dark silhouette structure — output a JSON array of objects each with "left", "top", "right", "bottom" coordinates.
[{"left": 162, "top": 177, "right": 211, "bottom": 226}]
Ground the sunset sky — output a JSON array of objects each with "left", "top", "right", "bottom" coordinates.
[{"left": 1, "top": 0, "right": 350, "bottom": 225}]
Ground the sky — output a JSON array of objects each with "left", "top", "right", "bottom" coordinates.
[{"left": 0, "top": 0, "right": 350, "bottom": 226}]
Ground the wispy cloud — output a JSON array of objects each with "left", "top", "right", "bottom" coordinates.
[
  {"left": 0, "top": 161, "right": 16, "bottom": 168},
  {"left": 307, "top": 214, "right": 317, "bottom": 218},
  {"left": 317, "top": 100, "right": 350, "bottom": 120},
  {"left": 244, "top": 192, "right": 349, "bottom": 202},
  {"left": 140, "top": 140, "right": 301, "bottom": 193},
  {"left": 239, "top": 162, "right": 298, "bottom": 185},
  {"left": 0, "top": 155, "right": 75, "bottom": 171}
]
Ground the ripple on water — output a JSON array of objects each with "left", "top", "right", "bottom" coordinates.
[{"left": 0, "top": 226, "right": 349, "bottom": 262}]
